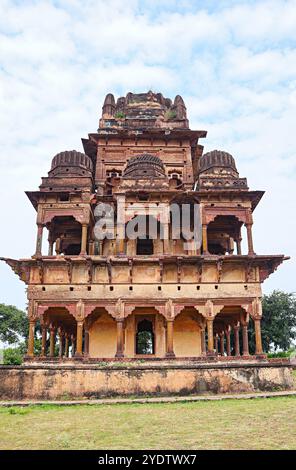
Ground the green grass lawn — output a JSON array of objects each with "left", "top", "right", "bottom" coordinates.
[{"left": 0, "top": 396, "right": 295, "bottom": 450}]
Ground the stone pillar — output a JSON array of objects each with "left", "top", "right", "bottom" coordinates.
[
  {"left": 88, "top": 230, "right": 95, "bottom": 255},
  {"left": 165, "top": 319, "right": 175, "bottom": 358},
  {"left": 254, "top": 317, "right": 263, "bottom": 354},
  {"left": 48, "top": 231, "right": 54, "bottom": 256},
  {"left": 202, "top": 224, "right": 209, "bottom": 254},
  {"left": 58, "top": 329, "right": 64, "bottom": 358},
  {"left": 71, "top": 335, "right": 75, "bottom": 357},
  {"left": 84, "top": 328, "right": 90, "bottom": 356},
  {"left": 27, "top": 320, "right": 36, "bottom": 357},
  {"left": 225, "top": 328, "right": 231, "bottom": 356},
  {"left": 49, "top": 325, "right": 56, "bottom": 357},
  {"left": 75, "top": 321, "right": 84, "bottom": 357},
  {"left": 55, "top": 237, "right": 61, "bottom": 255},
  {"left": 206, "top": 318, "right": 214, "bottom": 355},
  {"left": 214, "top": 334, "right": 219, "bottom": 354},
  {"left": 64, "top": 334, "right": 69, "bottom": 357},
  {"left": 80, "top": 223, "right": 88, "bottom": 255},
  {"left": 35, "top": 224, "right": 43, "bottom": 257},
  {"left": 242, "top": 322, "right": 250, "bottom": 356},
  {"left": 115, "top": 319, "right": 125, "bottom": 358},
  {"left": 116, "top": 195, "right": 125, "bottom": 255},
  {"left": 246, "top": 223, "right": 255, "bottom": 255},
  {"left": 117, "top": 223, "right": 125, "bottom": 255},
  {"left": 234, "top": 325, "right": 240, "bottom": 357},
  {"left": 220, "top": 331, "right": 225, "bottom": 355},
  {"left": 162, "top": 222, "right": 170, "bottom": 255},
  {"left": 48, "top": 239, "right": 54, "bottom": 256},
  {"left": 201, "top": 326, "right": 207, "bottom": 355},
  {"left": 228, "top": 237, "right": 234, "bottom": 255},
  {"left": 236, "top": 237, "right": 242, "bottom": 255},
  {"left": 41, "top": 325, "right": 47, "bottom": 356}
]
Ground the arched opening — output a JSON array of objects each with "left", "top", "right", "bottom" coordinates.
[
  {"left": 207, "top": 215, "right": 242, "bottom": 255},
  {"left": 169, "top": 195, "right": 201, "bottom": 255},
  {"left": 126, "top": 215, "right": 160, "bottom": 256},
  {"left": 42, "top": 306, "right": 77, "bottom": 358},
  {"left": 87, "top": 307, "right": 117, "bottom": 358},
  {"left": 47, "top": 216, "right": 83, "bottom": 255},
  {"left": 136, "top": 319, "right": 155, "bottom": 355},
  {"left": 169, "top": 171, "right": 183, "bottom": 189},
  {"left": 213, "top": 306, "right": 248, "bottom": 356},
  {"left": 105, "top": 169, "right": 122, "bottom": 195},
  {"left": 174, "top": 308, "right": 202, "bottom": 357}
]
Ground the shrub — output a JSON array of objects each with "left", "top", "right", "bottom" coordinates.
[
  {"left": 267, "top": 351, "right": 288, "bottom": 358},
  {"left": 164, "top": 110, "right": 177, "bottom": 120},
  {"left": 3, "top": 347, "right": 23, "bottom": 365},
  {"left": 267, "top": 349, "right": 295, "bottom": 358},
  {"left": 114, "top": 111, "right": 125, "bottom": 119}
]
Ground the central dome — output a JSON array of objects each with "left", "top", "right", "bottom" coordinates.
[{"left": 123, "top": 154, "right": 166, "bottom": 178}]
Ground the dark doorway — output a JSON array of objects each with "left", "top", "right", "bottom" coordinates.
[
  {"left": 64, "top": 244, "right": 81, "bottom": 255},
  {"left": 136, "top": 237, "right": 153, "bottom": 255},
  {"left": 136, "top": 319, "right": 155, "bottom": 354}
]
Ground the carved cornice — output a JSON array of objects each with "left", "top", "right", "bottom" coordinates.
[{"left": 1, "top": 254, "right": 287, "bottom": 287}]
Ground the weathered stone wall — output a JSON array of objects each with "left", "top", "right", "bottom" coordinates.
[{"left": 0, "top": 363, "right": 293, "bottom": 400}]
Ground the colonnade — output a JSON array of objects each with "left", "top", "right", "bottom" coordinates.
[
  {"left": 26, "top": 308, "right": 264, "bottom": 359},
  {"left": 34, "top": 210, "right": 255, "bottom": 258},
  {"left": 27, "top": 322, "right": 76, "bottom": 358}
]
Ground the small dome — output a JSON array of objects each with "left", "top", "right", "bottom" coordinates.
[
  {"left": 199, "top": 150, "right": 238, "bottom": 174},
  {"left": 123, "top": 154, "right": 166, "bottom": 178},
  {"left": 49, "top": 150, "right": 93, "bottom": 176}
]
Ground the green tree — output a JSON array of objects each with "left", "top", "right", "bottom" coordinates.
[
  {"left": 249, "top": 291, "right": 296, "bottom": 353},
  {"left": 0, "top": 303, "right": 28, "bottom": 344},
  {"left": 3, "top": 347, "right": 23, "bottom": 365}
]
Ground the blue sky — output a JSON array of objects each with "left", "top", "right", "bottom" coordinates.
[{"left": 0, "top": 0, "right": 296, "bottom": 310}]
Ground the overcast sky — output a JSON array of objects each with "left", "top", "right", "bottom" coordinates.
[{"left": 0, "top": 0, "right": 295, "bottom": 311}]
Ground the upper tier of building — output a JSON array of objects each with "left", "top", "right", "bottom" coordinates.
[{"left": 99, "top": 91, "right": 189, "bottom": 130}]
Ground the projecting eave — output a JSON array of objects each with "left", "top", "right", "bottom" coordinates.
[
  {"left": 25, "top": 191, "right": 39, "bottom": 210},
  {"left": 0, "top": 257, "right": 30, "bottom": 283},
  {"left": 1, "top": 253, "right": 288, "bottom": 285},
  {"left": 195, "top": 190, "right": 264, "bottom": 211},
  {"left": 81, "top": 137, "right": 97, "bottom": 164},
  {"left": 88, "top": 128, "right": 207, "bottom": 144},
  {"left": 25, "top": 189, "right": 85, "bottom": 210}
]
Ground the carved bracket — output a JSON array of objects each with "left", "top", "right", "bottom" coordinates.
[
  {"left": 203, "top": 207, "right": 247, "bottom": 225},
  {"left": 198, "top": 300, "right": 225, "bottom": 319}
]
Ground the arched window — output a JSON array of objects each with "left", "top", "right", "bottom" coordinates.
[
  {"left": 169, "top": 170, "right": 183, "bottom": 189},
  {"left": 136, "top": 319, "right": 155, "bottom": 354}
]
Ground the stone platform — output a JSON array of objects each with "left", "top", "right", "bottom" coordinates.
[{"left": 0, "top": 360, "right": 293, "bottom": 400}]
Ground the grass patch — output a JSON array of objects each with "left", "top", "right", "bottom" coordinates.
[{"left": 0, "top": 396, "right": 295, "bottom": 450}]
